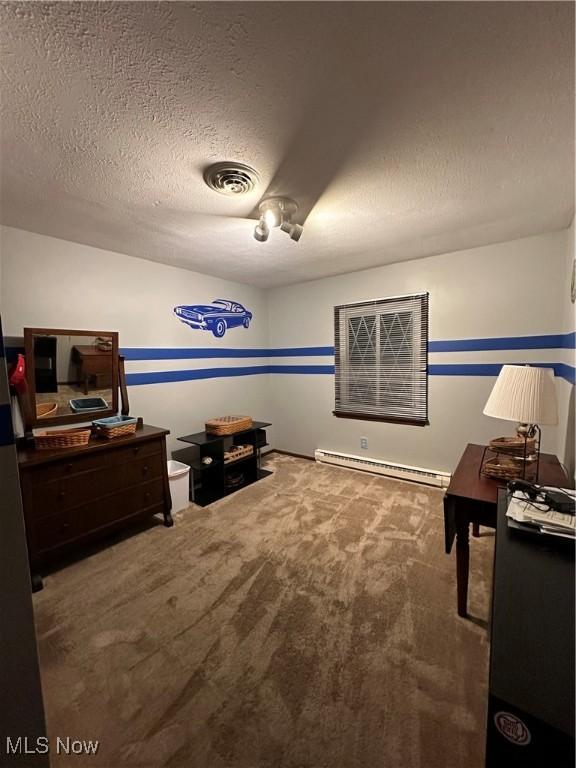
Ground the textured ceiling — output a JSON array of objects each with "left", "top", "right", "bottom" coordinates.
[{"left": 0, "top": 1, "right": 574, "bottom": 287}]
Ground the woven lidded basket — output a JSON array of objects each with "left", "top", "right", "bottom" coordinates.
[
  {"left": 205, "top": 415, "right": 253, "bottom": 435},
  {"left": 35, "top": 428, "right": 91, "bottom": 450},
  {"left": 93, "top": 415, "right": 138, "bottom": 440}
]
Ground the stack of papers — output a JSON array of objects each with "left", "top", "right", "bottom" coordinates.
[{"left": 506, "top": 488, "right": 576, "bottom": 539}]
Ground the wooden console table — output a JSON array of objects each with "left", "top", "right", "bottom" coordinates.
[
  {"left": 72, "top": 344, "right": 113, "bottom": 393},
  {"left": 18, "top": 424, "right": 173, "bottom": 591},
  {"left": 444, "top": 443, "right": 569, "bottom": 617}
]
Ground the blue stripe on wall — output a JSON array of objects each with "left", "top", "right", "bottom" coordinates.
[
  {"left": 0, "top": 402, "right": 14, "bottom": 447},
  {"left": 429, "top": 332, "right": 575, "bottom": 352},
  {"left": 554, "top": 363, "right": 576, "bottom": 385},
  {"left": 121, "top": 346, "right": 335, "bottom": 360},
  {"left": 126, "top": 362, "right": 575, "bottom": 386},
  {"left": 429, "top": 363, "right": 575, "bottom": 381},
  {"left": 126, "top": 365, "right": 269, "bottom": 385},
  {"left": 126, "top": 364, "right": 335, "bottom": 385},
  {"left": 268, "top": 365, "right": 335, "bottom": 375},
  {"left": 121, "top": 333, "right": 574, "bottom": 361}
]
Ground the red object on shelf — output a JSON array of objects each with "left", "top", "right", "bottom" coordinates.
[{"left": 9, "top": 354, "right": 27, "bottom": 394}]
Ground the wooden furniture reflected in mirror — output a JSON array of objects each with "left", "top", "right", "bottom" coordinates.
[{"left": 23, "top": 328, "right": 119, "bottom": 429}]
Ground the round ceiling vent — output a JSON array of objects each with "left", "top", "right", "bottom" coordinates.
[{"left": 203, "top": 162, "right": 261, "bottom": 196}]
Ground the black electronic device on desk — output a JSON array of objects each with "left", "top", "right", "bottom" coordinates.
[
  {"left": 505, "top": 480, "right": 575, "bottom": 539},
  {"left": 486, "top": 489, "right": 575, "bottom": 766}
]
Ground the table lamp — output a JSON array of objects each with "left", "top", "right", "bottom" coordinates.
[{"left": 482, "top": 364, "right": 558, "bottom": 481}]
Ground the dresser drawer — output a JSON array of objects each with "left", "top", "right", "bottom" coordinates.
[
  {"left": 109, "top": 438, "right": 163, "bottom": 464},
  {"left": 29, "top": 452, "right": 106, "bottom": 485},
  {"left": 123, "top": 452, "right": 164, "bottom": 486},
  {"left": 28, "top": 453, "right": 165, "bottom": 518},
  {"left": 30, "top": 463, "right": 123, "bottom": 517},
  {"left": 34, "top": 479, "right": 166, "bottom": 554},
  {"left": 81, "top": 479, "right": 166, "bottom": 530},
  {"left": 35, "top": 510, "right": 77, "bottom": 552}
]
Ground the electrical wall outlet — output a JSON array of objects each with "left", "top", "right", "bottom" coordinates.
[{"left": 360, "top": 437, "right": 368, "bottom": 450}]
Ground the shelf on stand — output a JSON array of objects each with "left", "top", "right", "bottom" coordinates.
[
  {"left": 224, "top": 453, "right": 257, "bottom": 470},
  {"left": 177, "top": 422, "right": 271, "bottom": 508}
]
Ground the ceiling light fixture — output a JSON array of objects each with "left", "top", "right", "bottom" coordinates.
[
  {"left": 203, "top": 162, "right": 260, "bottom": 196},
  {"left": 254, "top": 197, "right": 303, "bottom": 243}
]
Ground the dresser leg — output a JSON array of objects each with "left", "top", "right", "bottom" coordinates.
[
  {"left": 31, "top": 572, "right": 44, "bottom": 592},
  {"left": 456, "top": 520, "right": 470, "bottom": 617},
  {"left": 163, "top": 510, "right": 174, "bottom": 528}
]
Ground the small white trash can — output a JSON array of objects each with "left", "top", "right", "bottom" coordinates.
[{"left": 167, "top": 460, "right": 191, "bottom": 513}]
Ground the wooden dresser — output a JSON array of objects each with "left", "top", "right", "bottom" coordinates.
[{"left": 18, "top": 424, "right": 173, "bottom": 591}]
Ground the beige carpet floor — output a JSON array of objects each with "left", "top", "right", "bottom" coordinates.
[{"left": 33, "top": 454, "right": 494, "bottom": 768}]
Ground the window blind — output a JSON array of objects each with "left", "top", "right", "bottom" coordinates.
[{"left": 334, "top": 292, "right": 429, "bottom": 424}]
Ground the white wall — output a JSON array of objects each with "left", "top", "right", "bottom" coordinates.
[
  {"left": 266, "top": 230, "right": 569, "bottom": 473},
  {"left": 556, "top": 219, "right": 575, "bottom": 477},
  {"left": 0, "top": 226, "right": 274, "bottom": 454},
  {"left": 1, "top": 225, "right": 572, "bottom": 476}
]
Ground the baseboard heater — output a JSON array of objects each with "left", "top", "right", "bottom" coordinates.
[{"left": 314, "top": 449, "right": 451, "bottom": 488}]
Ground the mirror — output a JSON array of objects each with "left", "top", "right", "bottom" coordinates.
[{"left": 24, "top": 328, "right": 119, "bottom": 427}]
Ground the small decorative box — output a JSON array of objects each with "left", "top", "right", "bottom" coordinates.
[
  {"left": 205, "top": 415, "right": 253, "bottom": 435},
  {"left": 93, "top": 415, "right": 138, "bottom": 439}
]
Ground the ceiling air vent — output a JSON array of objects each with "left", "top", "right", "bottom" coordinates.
[{"left": 203, "top": 162, "right": 260, "bottom": 196}]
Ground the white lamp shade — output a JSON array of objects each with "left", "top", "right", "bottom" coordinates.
[{"left": 483, "top": 365, "right": 558, "bottom": 425}]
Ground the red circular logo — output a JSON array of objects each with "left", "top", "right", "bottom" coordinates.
[{"left": 494, "top": 712, "right": 531, "bottom": 746}]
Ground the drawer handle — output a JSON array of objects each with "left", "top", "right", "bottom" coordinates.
[
  {"left": 62, "top": 522, "right": 70, "bottom": 530},
  {"left": 58, "top": 491, "right": 66, "bottom": 500},
  {"left": 143, "top": 465, "right": 149, "bottom": 474},
  {"left": 133, "top": 447, "right": 141, "bottom": 455},
  {"left": 145, "top": 491, "right": 151, "bottom": 501},
  {"left": 66, "top": 463, "right": 73, "bottom": 472}
]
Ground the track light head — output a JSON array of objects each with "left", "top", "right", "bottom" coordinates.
[
  {"left": 280, "top": 221, "right": 304, "bottom": 242},
  {"left": 289, "top": 223, "right": 303, "bottom": 242},
  {"left": 264, "top": 208, "right": 280, "bottom": 229},
  {"left": 253, "top": 218, "right": 269, "bottom": 242},
  {"left": 254, "top": 196, "right": 303, "bottom": 244}
]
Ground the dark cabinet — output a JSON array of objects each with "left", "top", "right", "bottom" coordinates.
[
  {"left": 176, "top": 421, "right": 271, "bottom": 507},
  {"left": 486, "top": 491, "right": 575, "bottom": 766},
  {"left": 18, "top": 424, "right": 173, "bottom": 590}
]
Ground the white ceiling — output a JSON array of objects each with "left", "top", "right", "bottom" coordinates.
[{"left": 0, "top": 2, "right": 573, "bottom": 288}]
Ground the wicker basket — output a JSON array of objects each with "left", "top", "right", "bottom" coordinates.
[
  {"left": 205, "top": 415, "right": 253, "bottom": 435},
  {"left": 224, "top": 444, "right": 254, "bottom": 465},
  {"left": 35, "top": 428, "right": 91, "bottom": 450},
  {"left": 482, "top": 455, "right": 536, "bottom": 481},
  {"left": 93, "top": 416, "right": 138, "bottom": 440},
  {"left": 489, "top": 436, "right": 537, "bottom": 456},
  {"left": 36, "top": 402, "right": 58, "bottom": 419}
]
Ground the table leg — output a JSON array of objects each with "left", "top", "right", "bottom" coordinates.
[
  {"left": 456, "top": 519, "right": 470, "bottom": 617},
  {"left": 472, "top": 522, "right": 480, "bottom": 537}
]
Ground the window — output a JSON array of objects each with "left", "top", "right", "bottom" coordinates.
[{"left": 334, "top": 293, "right": 429, "bottom": 425}]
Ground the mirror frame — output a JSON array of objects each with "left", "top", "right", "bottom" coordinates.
[{"left": 24, "top": 327, "right": 119, "bottom": 428}]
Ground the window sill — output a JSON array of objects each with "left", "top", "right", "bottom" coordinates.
[{"left": 333, "top": 411, "right": 429, "bottom": 427}]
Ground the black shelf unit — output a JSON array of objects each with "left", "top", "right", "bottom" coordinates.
[{"left": 177, "top": 421, "right": 271, "bottom": 507}]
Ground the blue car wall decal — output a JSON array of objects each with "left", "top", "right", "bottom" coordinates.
[{"left": 173, "top": 299, "right": 253, "bottom": 338}]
